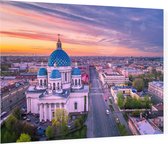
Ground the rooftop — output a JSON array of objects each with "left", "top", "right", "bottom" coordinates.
[
  {"left": 130, "top": 117, "right": 162, "bottom": 135},
  {"left": 104, "top": 72, "right": 122, "bottom": 77},
  {"left": 149, "top": 81, "right": 163, "bottom": 89},
  {"left": 153, "top": 103, "right": 163, "bottom": 111},
  {"left": 27, "top": 85, "right": 89, "bottom": 99}
]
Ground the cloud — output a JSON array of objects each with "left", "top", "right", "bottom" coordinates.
[{"left": 0, "top": 0, "right": 163, "bottom": 55}]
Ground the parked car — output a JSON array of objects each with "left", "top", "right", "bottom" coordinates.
[
  {"left": 26, "top": 118, "right": 31, "bottom": 122},
  {"left": 23, "top": 116, "right": 27, "bottom": 120},
  {"left": 106, "top": 109, "right": 110, "bottom": 115}
]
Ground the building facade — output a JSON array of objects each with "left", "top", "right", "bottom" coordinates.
[
  {"left": 120, "top": 67, "right": 144, "bottom": 78},
  {"left": 148, "top": 81, "right": 163, "bottom": 100},
  {"left": 26, "top": 36, "right": 89, "bottom": 122},
  {"left": 128, "top": 117, "right": 162, "bottom": 135},
  {"left": 110, "top": 86, "right": 139, "bottom": 104},
  {"left": 99, "top": 71, "right": 128, "bottom": 86}
]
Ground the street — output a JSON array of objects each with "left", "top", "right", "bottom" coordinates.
[{"left": 86, "top": 67, "right": 120, "bottom": 138}]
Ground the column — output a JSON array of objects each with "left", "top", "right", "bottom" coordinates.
[
  {"left": 46, "top": 104, "right": 49, "bottom": 121},
  {"left": 61, "top": 73, "right": 64, "bottom": 83},
  {"left": 69, "top": 72, "right": 70, "bottom": 83},
  {"left": 44, "top": 104, "right": 47, "bottom": 121},
  {"left": 29, "top": 99, "right": 31, "bottom": 112},
  {"left": 63, "top": 72, "right": 65, "bottom": 83},
  {"left": 39, "top": 104, "right": 43, "bottom": 122},
  {"left": 67, "top": 72, "right": 69, "bottom": 83},
  {"left": 26, "top": 98, "right": 29, "bottom": 113},
  {"left": 49, "top": 104, "right": 52, "bottom": 121},
  {"left": 86, "top": 95, "right": 88, "bottom": 111}
]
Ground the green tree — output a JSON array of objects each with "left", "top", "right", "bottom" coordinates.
[
  {"left": 45, "top": 126, "right": 54, "bottom": 139},
  {"left": 133, "top": 78, "right": 144, "bottom": 92},
  {"left": 22, "top": 122, "right": 36, "bottom": 136},
  {"left": 143, "top": 96, "right": 151, "bottom": 109},
  {"left": 74, "top": 119, "right": 81, "bottom": 129},
  {"left": 118, "top": 123, "right": 128, "bottom": 136},
  {"left": 12, "top": 107, "right": 22, "bottom": 120},
  {"left": 16, "top": 133, "right": 31, "bottom": 142},
  {"left": 52, "top": 108, "right": 68, "bottom": 127},
  {"left": 5, "top": 115, "right": 17, "bottom": 131},
  {"left": 52, "top": 108, "right": 68, "bottom": 136},
  {"left": 2, "top": 130, "right": 11, "bottom": 143},
  {"left": 117, "top": 92, "right": 124, "bottom": 109},
  {"left": 60, "top": 122, "right": 69, "bottom": 135}
]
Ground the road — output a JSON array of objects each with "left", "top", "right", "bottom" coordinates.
[
  {"left": 86, "top": 67, "right": 120, "bottom": 138},
  {"left": 105, "top": 89, "right": 132, "bottom": 135}
]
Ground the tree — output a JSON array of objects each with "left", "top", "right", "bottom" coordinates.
[
  {"left": 45, "top": 126, "right": 54, "bottom": 139},
  {"left": 117, "top": 92, "right": 124, "bottom": 109},
  {"left": 52, "top": 108, "right": 68, "bottom": 136},
  {"left": 133, "top": 78, "right": 144, "bottom": 92},
  {"left": 22, "top": 122, "right": 36, "bottom": 136},
  {"left": 60, "top": 122, "right": 69, "bottom": 135},
  {"left": 52, "top": 108, "right": 68, "bottom": 127},
  {"left": 143, "top": 96, "right": 152, "bottom": 109},
  {"left": 125, "top": 81, "right": 132, "bottom": 86},
  {"left": 12, "top": 107, "right": 21, "bottom": 120},
  {"left": 2, "top": 130, "right": 11, "bottom": 143},
  {"left": 5, "top": 115, "right": 17, "bottom": 131},
  {"left": 16, "top": 133, "right": 31, "bottom": 142},
  {"left": 74, "top": 119, "right": 81, "bottom": 129}
]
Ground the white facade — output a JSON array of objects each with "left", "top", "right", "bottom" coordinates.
[
  {"left": 26, "top": 37, "right": 89, "bottom": 122},
  {"left": 148, "top": 81, "right": 163, "bottom": 100},
  {"left": 120, "top": 67, "right": 144, "bottom": 78},
  {"left": 99, "top": 71, "right": 128, "bottom": 86}
]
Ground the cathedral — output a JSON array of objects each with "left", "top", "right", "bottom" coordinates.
[{"left": 26, "top": 36, "right": 89, "bottom": 122}]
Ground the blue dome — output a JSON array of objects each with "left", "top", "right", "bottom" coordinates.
[
  {"left": 37, "top": 68, "right": 47, "bottom": 76},
  {"left": 50, "top": 69, "right": 61, "bottom": 79},
  {"left": 48, "top": 49, "right": 71, "bottom": 67},
  {"left": 72, "top": 68, "right": 81, "bottom": 75}
]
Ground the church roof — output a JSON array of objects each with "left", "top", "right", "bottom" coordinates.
[
  {"left": 37, "top": 68, "right": 47, "bottom": 76},
  {"left": 48, "top": 35, "right": 71, "bottom": 67},
  {"left": 50, "top": 69, "right": 61, "bottom": 79},
  {"left": 72, "top": 67, "right": 81, "bottom": 75}
]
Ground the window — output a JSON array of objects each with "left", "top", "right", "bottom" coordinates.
[
  {"left": 74, "top": 102, "right": 77, "bottom": 110},
  {"left": 57, "top": 82, "right": 59, "bottom": 90},
  {"left": 40, "top": 79, "right": 42, "bottom": 86},
  {"left": 53, "top": 83, "right": 56, "bottom": 90},
  {"left": 79, "top": 79, "right": 81, "bottom": 85},
  {"left": 44, "top": 79, "right": 47, "bottom": 86},
  {"left": 75, "top": 79, "right": 77, "bottom": 86},
  {"left": 72, "top": 79, "right": 74, "bottom": 85},
  {"left": 65, "top": 73, "right": 67, "bottom": 82}
]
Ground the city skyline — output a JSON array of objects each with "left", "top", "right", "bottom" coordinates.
[{"left": 1, "top": 1, "right": 163, "bottom": 57}]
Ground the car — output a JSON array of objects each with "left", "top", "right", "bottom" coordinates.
[
  {"left": 26, "top": 118, "right": 31, "bottom": 122},
  {"left": 106, "top": 109, "right": 110, "bottom": 115},
  {"left": 115, "top": 117, "right": 119, "bottom": 123},
  {"left": 23, "top": 116, "right": 27, "bottom": 120}
]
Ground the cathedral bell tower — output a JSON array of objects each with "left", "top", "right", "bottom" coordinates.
[{"left": 57, "top": 34, "right": 62, "bottom": 50}]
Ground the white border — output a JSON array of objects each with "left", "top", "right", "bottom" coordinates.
[{"left": 3, "top": 0, "right": 168, "bottom": 144}]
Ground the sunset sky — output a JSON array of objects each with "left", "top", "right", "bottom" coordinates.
[{"left": 0, "top": 1, "right": 163, "bottom": 56}]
